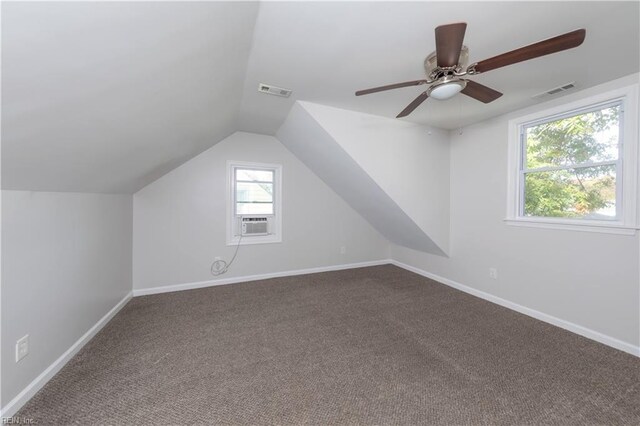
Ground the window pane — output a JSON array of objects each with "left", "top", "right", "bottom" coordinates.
[
  {"left": 525, "top": 105, "right": 620, "bottom": 169},
  {"left": 236, "top": 202, "right": 273, "bottom": 215},
  {"left": 524, "top": 165, "right": 616, "bottom": 219},
  {"left": 236, "top": 169, "right": 273, "bottom": 182},
  {"left": 236, "top": 182, "right": 273, "bottom": 203},
  {"left": 235, "top": 179, "right": 274, "bottom": 216}
]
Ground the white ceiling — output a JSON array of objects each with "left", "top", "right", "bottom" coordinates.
[
  {"left": 2, "top": 2, "right": 259, "bottom": 193},
  {"left": 238, "top": 1, "right": 639, "bottom": 134},
  {"left": 3, "top": 1, "right": 639, "bottom": 193}
]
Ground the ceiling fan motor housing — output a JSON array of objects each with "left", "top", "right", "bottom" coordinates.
[{"left": 424, "top": 46, "right": 469, "bottom": 78}]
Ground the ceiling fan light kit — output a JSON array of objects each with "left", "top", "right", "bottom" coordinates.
[
  {"left": 427, "top": 78, "right": 466, "bottom": 100},
  {"left": 355, "top": 23, "right": 586, "bottom": 118}
]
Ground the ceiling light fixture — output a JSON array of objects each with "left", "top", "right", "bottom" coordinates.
[{"left": 427, "top": 79, "right": 466, "bottom": 100}]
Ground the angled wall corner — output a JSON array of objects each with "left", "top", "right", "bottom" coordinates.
[{"left": 276, "top": 102, "right": 450, "bottom": 256}]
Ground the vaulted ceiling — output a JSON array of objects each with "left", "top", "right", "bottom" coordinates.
[
  {"left": 3, "top": 1, "right": 638, "bottom": 193},
  {"left": 2, "top": 2, "right": 259, "bottom": 193}
]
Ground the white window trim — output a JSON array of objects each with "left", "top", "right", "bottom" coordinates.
[
  {"left": 226, "top": 160, "right": 283, "bottom": 245},
  {"left": 505, "top": 84, "right": 639, "bottom": 235}
]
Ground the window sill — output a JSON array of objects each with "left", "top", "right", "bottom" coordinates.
[
  {"left": 504, "top": 217, "right": 638, "bottom": 235},
  {"left": 226, "top": 235, "right": 282, "bottom": 246}
]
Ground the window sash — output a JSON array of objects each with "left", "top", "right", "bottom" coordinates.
[
  {"left": 521, "top": 99, "right": 623, "bottom": 130},
  {"left": 521, "top": 165, "right": 618, "bottom": 220},
  {"left": 235, "top": 179, "right": 273, "bottom": 184},
  {"left": 233, "top": 166, "right": 277, "bottom": 217},
  {"left": 235, "top": 203, "right": 274, "bottom": 215},
  {"left": 522, "top": 160, "right": 618, "bottom": 174},
  {"left": 236, "top": 202, "right": 274, "bottom": 207},
  {"left": 518, "top": 100, "right": 624, "bottom": 221},
  {"left": 235, "top": 168, "right": 274, "bottom": 184}
]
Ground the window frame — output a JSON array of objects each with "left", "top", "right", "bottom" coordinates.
[
  {"left": 506, "top": 84, "right": 639, "bottom": 235},
  {"left": 234, "top": 168, "right": 275, "bottom": 216},
  {"left": 226, "top": 161, "right": 282, "bottom": 245}
]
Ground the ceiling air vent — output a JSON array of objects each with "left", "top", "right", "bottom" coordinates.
[
  {"left": 532, "top": 82, "right": 576, "bottom": 99},
  {"left": 258, "top": 83, "right": 292, "bottom": 98}
]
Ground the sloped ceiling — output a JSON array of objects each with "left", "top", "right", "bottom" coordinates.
[
  {"left": 293, "top": 101, "right": 452, "bottom": 254},
  {"left": 2, "top": 1, "right": 639, "bottom": 194},
  {"left": 1, "top": 2, "right": 259, "bottom": 193}
]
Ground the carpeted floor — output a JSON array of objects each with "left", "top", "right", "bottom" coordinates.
[{"left": 15, "top": 265, "right": 640, "bottom": 424}]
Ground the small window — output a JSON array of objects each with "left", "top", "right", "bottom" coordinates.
[
  {"left": 235, "top": 168, "right": 274, "bottom": 215},
  {"left": 227, "top": 162, "right": 282, "bottom": 245},
  {"left": 507, "top": 84, "right": 638, "bottom": 234}
]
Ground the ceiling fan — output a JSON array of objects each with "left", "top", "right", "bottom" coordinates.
[{"left": 355, "top": 23, "right": 586, "bottom": 118}]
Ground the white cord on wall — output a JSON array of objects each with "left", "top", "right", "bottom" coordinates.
[{"left": 210, "top": 234, "right": 243, "bottom": 276}]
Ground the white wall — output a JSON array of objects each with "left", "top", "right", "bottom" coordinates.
[
  {"left": 133, "top": 131, "right": 389, "bottom": 291},
  {"left": 298, "top": 102, "right": 450, "bottom": 254},
  {"left": 392, "top": 74, "right": 640, "bottom": 350},
  {"left": 277, "top": 102, "right": 446, "bottom": 255},
  {"left": 1, "top": 191, "right": 133, "bottom": 407}
]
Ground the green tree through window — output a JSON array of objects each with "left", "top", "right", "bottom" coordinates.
[{"left": 523, "top": 104, "right": 620, "bottom": 219}]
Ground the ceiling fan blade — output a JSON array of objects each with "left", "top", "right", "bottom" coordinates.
[
  {"left": 397, "top": 92, "right": 429, "bottom": 118},
  {"left": 473, "top": 29, "right": 586, "bottom": 74},
  {"left": 355, "top": 80, "right": 428, "bottom": 96},
  {"left": 435, "top": 22, "right": 467, "bottom": 67},
  {"left": 461, "top": 80, "right": 503, "bottom": 103}
]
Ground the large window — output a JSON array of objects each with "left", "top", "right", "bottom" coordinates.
[
  {"left": 522, "top": 102, "right": 621, "bottom": 220},
  {"left": 227, "top": 161, "right": 282, "bottom": 245},
  {"left": 507, "top": 84, "right": 638, "bottom": 234}
]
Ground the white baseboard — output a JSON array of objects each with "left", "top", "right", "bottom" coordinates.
[
  {"left": 0, "top": 292, "right": 133, "bottom": 419},
  {"left": 132, "top": 259, "right": 392, "bottom": 296},
  {"left": 389, "top": 259, "right": 640, "bottom": 357}
]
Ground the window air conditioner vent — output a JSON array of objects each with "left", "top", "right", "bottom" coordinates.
[
  {"left": 532, "top": 82, "right": 576, "bottom": 99},
  {"left": 241, "top": 217, "right": 269, "bottom": 236},
  {"left": 258, "top": 83, "right": 292, "bottom": 98}
]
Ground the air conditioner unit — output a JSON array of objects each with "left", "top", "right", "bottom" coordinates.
[{"left": 241, "top": 217, "right": 270, "bottom": 236}]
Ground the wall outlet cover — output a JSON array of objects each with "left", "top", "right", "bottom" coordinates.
[
  {"left": 16, "top": 334, "right": 29, "bottom": 362},
  {"left": 489, "top": 268, "right": 498, "bottom": 280}
]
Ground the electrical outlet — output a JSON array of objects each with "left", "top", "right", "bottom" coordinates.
[
  {"left": 16, "top": 335, "right": 29, "bottom": 362},
  {"left": 489, "top": 268, "right": 498, "bottom": 280},
  {"left": 340, "top": 246, "right": 346, "bottom": 254}
]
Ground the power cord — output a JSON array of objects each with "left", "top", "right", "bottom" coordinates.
[{"left": 210, "top": 234, "right": 243, "bottom": 276}]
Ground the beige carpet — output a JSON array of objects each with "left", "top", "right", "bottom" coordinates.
[{"left": 14, "top": 265, "right": 640, "bottom": 424}]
